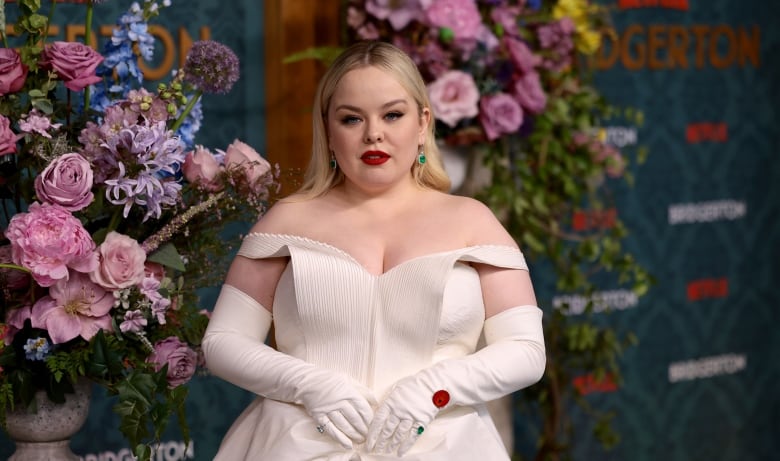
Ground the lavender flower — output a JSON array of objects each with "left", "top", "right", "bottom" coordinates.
[
  {"left": 183, "top": 40, "right": 240, "bottom": 94},
  {"left": 120, "top": 309, "right": 148, "bottom": 334},
  {"left": 101, "top": 120, "right": 186, "bottom": 221}
]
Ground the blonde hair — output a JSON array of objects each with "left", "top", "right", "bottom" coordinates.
[{"left": 294, "top": 41, "right": 450, "bottom": 199}]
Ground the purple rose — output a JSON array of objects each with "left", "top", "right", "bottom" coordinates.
[
  {"left": 34, "top": 153, "right": 95, "bottom": 211},
  {"left": 0, "top": 115, "right": 21, "bottom": 156},
  {"left": 90, "top": 231, "right": 146, "bottom": 290},
  {"left": 504, "top": 37, "right": 542, "bottom": 74},
  {"left": 41, "top": 41, "right": 104, "bottom": 92},
  {"left": 425, "top": 0, "right": 482, "bottom": 41},
  {"left": 0, "top": 48, "right": 28, "bottom": 96},
  {"left": 513, "top": 71, "right": 547, "bottom": 114},
  {"left": 5, "top": 202, "right": 98, "bottom": 287},
  {"left": 479, "top": 93, "right": 524, "bottom": 141},
  {"left": 148, "top": 337, "right": 198, "bottom": 388},
  {"left": 427, "top": 70, "right": 480, "bottom": 128}
]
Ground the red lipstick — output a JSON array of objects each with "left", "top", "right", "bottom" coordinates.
[{"left": 360, "top": 150, "right": 390, "bottom": 165}]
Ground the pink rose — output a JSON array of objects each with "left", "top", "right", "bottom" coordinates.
[
  {"left": 0, "top": 48, "right": 28, "bottom": 96},
  {"left": 34, "top": 153, "right": 95, "bottom": 211},
  {"left": 5, "top": 202, "right": 98, "bottom": 287},
  {"left": 427, "top": 70, "right": 480, "bottom": 128},
  {"left": 40, "top": 41, "right": 104, "bottom": 92},
  {"left": 224, "top": 139, "right": 272, "bottom": 192},
  {"left": 0, "top": 115, "right": 21, "bottom": 156},
  {"left": 425, "top": 0, "right": 482, "bottom": 41},
  {"left": 513, "top": 71, "right": 547, "bottom": 114},
  {"left": 147, "top": 336, "right": 198, "bottom": 387},
  {"left": 30, "top": 271, "right": 114, "bottom": 344},
  {"left": 479, "top": 93, "right": 524, "bottom": 141},
  {"left": 90, "top": 231, "right": 146, "bottom": 290},
  {"left": 183, "top": 145, "right": 224, "bottom": 191}
]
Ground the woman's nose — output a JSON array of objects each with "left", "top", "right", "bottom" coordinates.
[{"left": 364, "top": 127, "right": 383, "bottom": 143}]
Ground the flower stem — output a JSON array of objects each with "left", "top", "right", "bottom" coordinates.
[
  {"left": 0, "top": 263, "right": 31, "bottom": 273},
  {"left": 83, "top": 0, "right": 95, "bottom": 113},
  {"left": 170, "top": 89, "right": 203, "bottom": 133}
]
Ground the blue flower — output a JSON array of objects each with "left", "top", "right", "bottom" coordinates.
[{"left": 24, "top": 337, "right": 51, "bottom": 361}]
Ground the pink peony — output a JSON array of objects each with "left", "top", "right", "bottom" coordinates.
[
  {"left": 427, "top": 70, "right": 480, "bottom": 128},
  {"left": 183, "top": 145, "right": 224, "bottom": 191},
  {"left": 91, "top": 231, "right": 146, "bottom": 290},
  {"left": 0, "top": 48, "right": 28, "bottom": 96},
  {"left": 34, "top": 153, "right": 95, "bottom": 211},
  {"left": 479, "top": 93, "right": 524, "bottom": 141},
  {"left": 5, "top": 202, "right": 98, "bottom": 287},
  {"left": 40, "top": 41, "right": 104, "bottom": 92},
  {"left": 147, "top": 336, "right": 198, "bottom": 387},
  {"left": 224, "top": 139, "right": 272, "bottom": 193},
  {"left": 513, "top": 71, "right": 547, "bottom": 114},
  {"left": 0, "top": 115, "right": 21, "bottom": 156},
  {"left": 30, "top": 271, "right": 114, "bottom": 344},
  {"left": 425, "top": 0, "right": 482, "bottom": 41}
]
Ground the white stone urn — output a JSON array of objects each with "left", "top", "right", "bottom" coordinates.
[{"left": 4, "top": 379, "right": 92, "bottom": 461}]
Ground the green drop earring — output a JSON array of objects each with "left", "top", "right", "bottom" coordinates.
[
  {"left": 330, "top": 155, "right": 337, "bottom": 169},
  {"left": 418, "top": 150, "right": 426, "bottom": 165}
]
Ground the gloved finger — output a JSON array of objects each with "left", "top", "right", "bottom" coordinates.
[
  {"left": 342, "top": 398, "right": 373, "bottom": 434},
  {"left": 374, "top": 413, "right": 401, "bottom": 454},
  {"left": 398, "top": 422, "right": 424, "bottom": 457},
  {"left": 318, "top": 415, "right": 353, "bottom": 449},
  {"left": 328, "top": 410, "right": 365, "bottom": 443},
  {"left": 366, "top": 405, "right": 391, "bottom": 451},
  {"left": 387, "top": 418, "right": 413, "bottom": 454}
]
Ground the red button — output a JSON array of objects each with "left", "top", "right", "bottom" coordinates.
[{"left": 432, "top": 390, "right": 450, "bottom": 408}]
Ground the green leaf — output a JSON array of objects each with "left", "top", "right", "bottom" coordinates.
[
  {"left": 87, "top": 330, "right": 124, "bottom": 378},
  {"left": 147, "top": 243, "right": 186, "bottom": 271},
  {"left": 283, "top": 46, "right": 344, "bottom": 66}
]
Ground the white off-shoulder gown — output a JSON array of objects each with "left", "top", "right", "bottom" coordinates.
[{"left": 212, "top": 233, "right": 530, "bottom": 461}]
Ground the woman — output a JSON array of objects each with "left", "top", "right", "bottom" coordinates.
[{"left": 202, "top": 41, "right": 546, "bottom": 460}]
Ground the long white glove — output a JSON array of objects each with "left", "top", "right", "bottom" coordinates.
[
  {"left": 202, "top": 284, "right": 375, "bottom": 449},
  {"left": 366, "top": 305, "right": 545, "bottom": 456}
]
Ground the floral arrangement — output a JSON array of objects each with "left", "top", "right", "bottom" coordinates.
[{"left": 0, "top": 0, "right": 278, "bottom": 458}]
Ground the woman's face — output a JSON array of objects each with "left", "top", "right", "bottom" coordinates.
[{"left": 326, "top": 65, "right": 430, "bottom": 194}]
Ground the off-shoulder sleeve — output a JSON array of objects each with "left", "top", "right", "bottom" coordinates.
[
  {"left": 454, "top": 245, "right": 529, "bottom": 271},
  {"left": 236, "top": 232, "right": 295, "bottom": 260}
]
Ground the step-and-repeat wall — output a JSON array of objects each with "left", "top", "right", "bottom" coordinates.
[
  {"left": 1, "top": 1, "right": 778, "bottom": 460},
  {"left": 518, "top": 1, "right": 779, "bottom": 461}
]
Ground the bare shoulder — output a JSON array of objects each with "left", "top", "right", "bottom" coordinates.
[
  {"left": 437, "top": 194, "right": 517, "bottom": 248},
  {"left": 248, "top": 194, "right": 321, "bottom": 235}
]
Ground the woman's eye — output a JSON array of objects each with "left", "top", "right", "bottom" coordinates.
[
  {"left": 340, "top": 115, "right": 361, "bottom": 125},
  {"left": 385, "top": 111, "right": 403, "bottom": 121}
]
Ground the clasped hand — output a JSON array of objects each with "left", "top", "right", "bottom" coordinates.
[{"left": 315, "top": 375, "right": 436, "bottom": 457}]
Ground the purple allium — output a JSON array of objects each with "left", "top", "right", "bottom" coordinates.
[{"left": 183, "top": 40, "right": 240, "bottom": 94}]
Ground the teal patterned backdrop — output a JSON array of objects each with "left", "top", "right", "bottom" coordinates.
[
  {"left": 512, "top": 1, "right": 780, "bottom": 460},
  {"left": 2, "top": 1, "right": 779, "bottom": 460}
]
